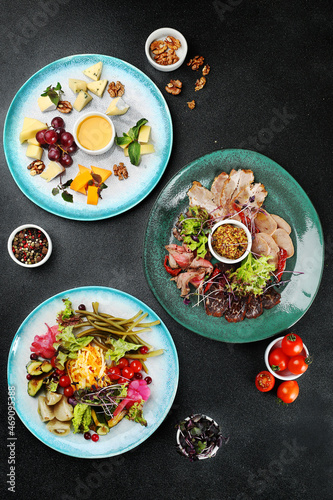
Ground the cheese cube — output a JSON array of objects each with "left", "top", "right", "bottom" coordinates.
[
  {"left": 27, "top": 136, "right": 40, "bottom": 146},
  {"left": 87, "top": 79, "right": 108, "bottom": 97},
  {"left": 124, "top": 143, "right": 155, "bottom": 157},
  {"left": 40, "top": 162, "right": 65, "bottom": 182},
  {"left": 68, "top": 78, "right": 87, "bottom": 93},
  {"left": 26, "top": 144, "right": 43, "bottom": 160},
  {"left": 83, "top": 61, "right": 103, "bottom": 81},
  {"left": 19, "top": 118, "right": 47, "bottom": 143},
  {"left": 138, "top": 125, "right": 151, "bottom": 143},
  {"left": 76, "top": 164, "right": 90, "bottom": 194},
  {"left": 105, "top": 97, "right": 129, "bottom": 116},
  {"left": 70, "top": 170, "right": 92, "bottom": 192},
  {"left": 37, "top": 95, "right": 56, "bottom": 112},
  {"left": 73, "top": 91, "right": 92, "bottom": 112}
]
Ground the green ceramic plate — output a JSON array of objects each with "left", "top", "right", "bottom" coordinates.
[{"left": 143, "top": 149, "right": 324, "bottom": 343}]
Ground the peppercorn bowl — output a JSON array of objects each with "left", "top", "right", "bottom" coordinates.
[
  {"left": 208, "top": 219, "right": 252, "bottom": 264},
  {"left": 7, "top": 224, "right": 52, "bottom": 268}
]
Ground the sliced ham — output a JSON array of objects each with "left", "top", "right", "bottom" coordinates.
[
  {"left": 165, "top": 244, "right": 194, "bottom": 269},
  {"left": 272, "top": 228, "right": 294, "bottom": 258},
  {"left": 211, "top": 172, "right": 228, "bottom": 206},
  {"left": 271, "top": 214, "right": 291, "bottom": 234},
  {"left": 254, "top": 210, "right": 277, "bottom": 235},
  {"left": 187, "top": 181, "right": 218, "bottom": 214}
]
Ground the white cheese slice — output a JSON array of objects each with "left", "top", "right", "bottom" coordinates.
[
  {"left": 87, "top": 79, "right": 108, "bottom": 97},
  {"left": 27, "top": 136, "right": 40, "bottom": 146},
  {"left": 124, "top": 143, "right": 155, "bottom": 157},
  {"left": 26, "top": 144, "right": 43, "bottom": 160},
  {"left": 37, "top": 96, "right": 56, "bottom": 112},
  {"left": 83, "top": 61, "right": 103, "bottom": 81},
  {"left": 73, "top": 91, "right": 92, "bottom": 112},
  {"left": 40, "top": 161, "right": 65, "bottom": 182},
  {"left": 68, "top": 78, "right": 87, "bottom": 93},
  {"left": 105, "top": 97, "right": 129, "bottom": 116}
]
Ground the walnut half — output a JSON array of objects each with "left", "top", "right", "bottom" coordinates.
[
  {"left": 195, "top": 76, "right": 206, "bottom": 91},
  {"left": 57, "top": 101, "right": 72, "bottom": 113},
  {"left": 108, "top": 81, "right": 125, "bottom": 98},
  {"left": 165, "top": 79, "right": 182, "bottom": 95},
  {"left": 187, "top": 55, "right": 205, "bottom": 71},
  {"left": 27, "top": 160, "right": 45, "bottom": 176},
  {"left": 113, "top": 163, "right": 128, "bottom": 180},
  {"left": 187, "top": 100, "right": 196, "bottom": 110}
]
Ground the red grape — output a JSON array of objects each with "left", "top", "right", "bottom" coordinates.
[
  {"left": 60, "top": 132, "right": 74, "bottom": 148},
  {"left": 51, "top": 116, "right": 65, "bottom": 129},
  {"left": 60, "top": 153, "right": 73, "bottom": 167},
  {"left": 48, "top": 147, "right": 61, "bottom": 161},
  {"left": 44, "top": 129, "right": 58, "bottom": 145},
  {"left": 54, "top": 127, "right": 65, "bottom": 141},
  {"left": 66, "top": 141, "right": 77, "bottom": 154},
  {"left": 36, "top": 129, "right": 47, "bottom": 145}
]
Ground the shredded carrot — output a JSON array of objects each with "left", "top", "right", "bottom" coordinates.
[{"left": 67, "top": 343, "right": 110, "bottom": 390}]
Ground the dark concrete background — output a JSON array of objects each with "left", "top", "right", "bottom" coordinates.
[{"left": 1, "top": 1, "right": 332, "bottom": 499}]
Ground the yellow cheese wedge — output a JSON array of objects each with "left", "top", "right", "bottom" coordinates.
[
  {"left": 69, "top": 78, "right": 87, "bottom": 93},
  {"left": 27, "top": 136, "right": 40, "bottom": 146},
  {"left": 138, "top": 125, "right": 151, "bottom": 143},
  {"left": 124, "top": 143, "right": 155, "bottom": 157},
  {"left": 26, "top": 144, "right": 43, "bottom": 160},
  {"left": 91, "top": 165, "right": 112, "bottom": 183},
  {"left": 40, "top": 162, "right": 65, "bottom": 182},
  {"left": 76, "top": 164, "right": 90, "bottom": 194},
  {"left": 87, "top": 79, "right": 108, "bottom": 97},
  {"left": 19, "top": 118, "right": 47, "bottom": 143},
  {"left": 73, "top": 91, "right": 92, "bottom": 112},
  {"left": 87, "top": 185, "right": 99, "bottom": 205},
  {"left": 83, "top": 61, "right": 103, "bottom": 81},
  {"left": 105, "top": 97, "right": 129, "bottom": 116}
]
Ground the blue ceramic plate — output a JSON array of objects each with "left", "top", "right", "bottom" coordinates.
[
  {"left": 7, "top": 287, "right": 179, "bottom": 458},
  {"left": 144, "top": 149, "right": 324, "bottom": 343},
  {"left": 4, "top": 54, "right": 172, "bottom": 220}
]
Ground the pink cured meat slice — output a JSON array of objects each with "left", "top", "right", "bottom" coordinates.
[{"left": 165, "top": 244, "right": 194, "bottom": 269}]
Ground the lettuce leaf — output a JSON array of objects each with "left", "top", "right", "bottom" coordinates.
[
  {"left": 105, "top": 338, "right": 142, "bottom": 364},
  {"left": 178, "top": 206, "right": 210, "bottom": 259},
  {"left": 126, "top": 400, "right": 147, "bottom": 426},
  {"left": 53, "top": 326, "right": 93, "bottom": 369},
  {"left": 72, "top": 403, "right": 92, "bottom": 434},
  {"left": 227, "top": 253, "right": 275, "bottom": 296},
  {"left": 60, "top": 298, "right": 74, "bottom": 320}
]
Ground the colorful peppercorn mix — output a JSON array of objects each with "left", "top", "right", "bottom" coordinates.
[{"left": 12, "top": 228, "right": 49, "bottom": 265}]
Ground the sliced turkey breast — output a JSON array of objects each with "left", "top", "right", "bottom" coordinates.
[
  {"left": 270, "top": 214, "right": 291, "bottom": 234},
  {"left": 272, "top": 228, "right": 294, "bottom": 257},
  {"left": 254, "top": 210, "right": 277, "bottom": 235}
]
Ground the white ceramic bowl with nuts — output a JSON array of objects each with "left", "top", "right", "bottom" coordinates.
[
  {"left": 145, "top": 27, "right": 188, "bottom": 72},
  {"left": 7, "top": 224, "right": 52, "bottom": 268}
]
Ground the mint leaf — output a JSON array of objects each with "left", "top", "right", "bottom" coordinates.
[
  {"left": 62, "top": 179, "right": 73, "bottom": 189},
  {"left": 62, "top": 191, "right": 73, "bottom": 203},
  {"left": 52, "top": 187, "right": 59, "bottom": 196},
  {"left": 41, "top": 83, "right": 63, "bottom": 106},
  {"left": 128, "top": 118, "right": 148, "bottom": 141},
  {"left": 115, "top": 134, "right": 132, "bottom": 147},
  {"left": 128, "top": 141, "right": 141, "bottom": 166}
]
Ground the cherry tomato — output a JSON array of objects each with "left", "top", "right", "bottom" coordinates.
[
  {"left": 117, "top": 358, "right": 129, "bottom": 369},
  {"left": 130, "top": 360, "right": 142, "bottom": 373},
  {"left": 56, "top": 368, "right": 65, "bottom": 376},
  {"left": 277, "top": 380, "right": 299, "bottom": 404},
  {"left": 108, "top": 366, "right": 121, "bottom": 380},
  {"left": 140, "top": 346, "right": 149, "bottom": 355},
  {"left": 122, "top": 367, "right": 134, "bottom": 380},
  {"left": 118, "top": 377, "right": 128, "bottom": 384},
  {"left": 255, "top": 371, "right": 275, "bottom": 392},
  {"left": 51, "top": 356, "right": 58, "bottom": 368},
  {"left": 268, "top": 348, "right": 289, "bottom": 372},
  {"left": 288, "top": 355, "right": 312, "bottom": 375},
  {"left": 64, "top": 386, "right": 74, "bottom": 397},
  {"left": 91, "top": 433, "right": 99, "bottom": 442},
  {"left": 281, "top": 333, "right": 303, "bottom": 357},
  {"left": 59, "top": 375, "right": 71, "bottom": 387}
]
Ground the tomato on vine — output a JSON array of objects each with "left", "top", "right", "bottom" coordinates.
[
  {"left": 268, "top": 348, "right": 289, "bottom": 372},
  {"left": 277, "top": 380, "right": 299, "bottom": 404},
  {"left": 281, "top": 333, "right": 303, "bottom": 357}
]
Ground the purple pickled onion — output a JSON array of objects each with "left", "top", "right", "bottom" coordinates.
[
  {"left": 191, "top": 234, "right": 199, "bottom": 242},
  {"left": 183, "top": 297, "right": 191, "bottom": 305}
]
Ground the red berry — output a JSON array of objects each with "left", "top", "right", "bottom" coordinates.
[
  {"left": 78, "top": 304, "right": 86, "bottom": 310},
  {"left": 133, "top": 372, "right": 143, "bottom": 380},
  {"left": 64, "top": 386, "right": 74, "bottom": 397},
  {"left": 91, "top": 434, "right": 99, "bottom": 442},
  {"left": 59, "top": 375, "right": 71, "bottom": 387},
  {"left": 30, "top": 353, "right": 38, "bottom": 360},
  {"left": 140, "top": 346, "right": 149, "bottom": 355},
  {"left": 84, "top": 432, "right": 91, "bottom": 440},
  {"left": 26, "top": 374, "right": 32, "bottom": 380},
  {"left": 144, "top": 376, "right": 152, "bottom": 385}
]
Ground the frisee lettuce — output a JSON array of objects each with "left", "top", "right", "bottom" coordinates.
[
  {"left": 72, "top": 403, "right": 92, "bottom": 434},
  {"left": 53, "top": 326, "right": 93, "bottom": 369},
  {"left": 126, "top": 400, "right": 147, "bottom": 426},
  {"left": 178, "top": 206, "right": 211, "bottom": 259},
  {"left": 227, "top": 253, "right": 275, "bottom": 296},
  {"left": 105, "top": 338, "right": 142, "bottom": 364}
]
